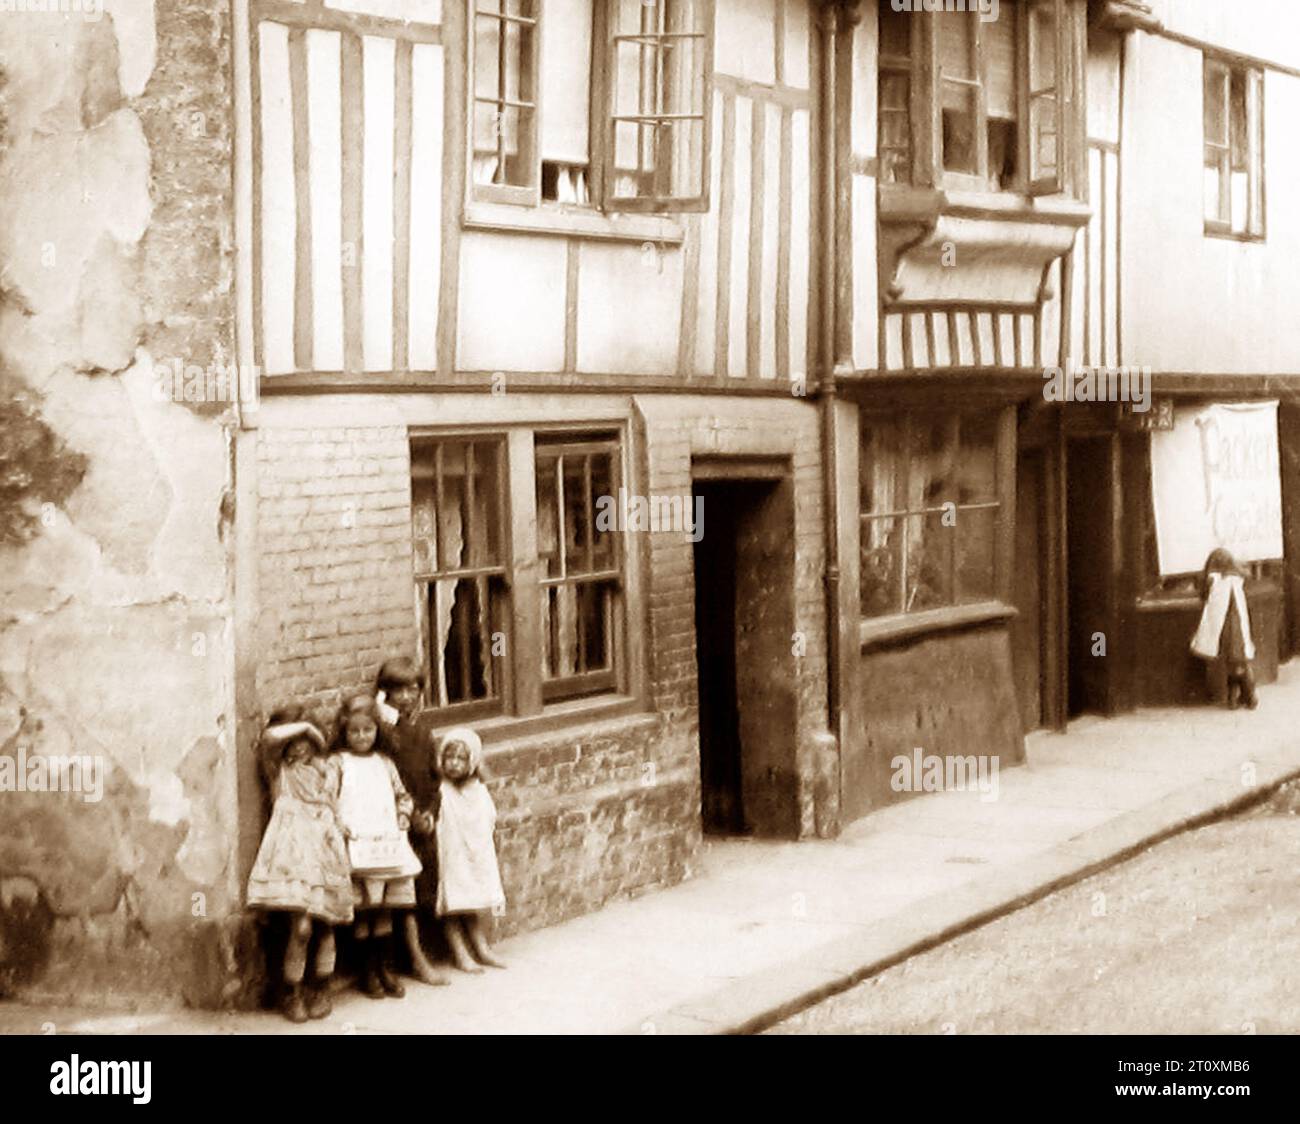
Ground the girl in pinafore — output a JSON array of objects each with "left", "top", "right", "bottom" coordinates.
[
  {"left": 334, "top": 693, "right": 423, "bottom": 998},
  {"left": 435, "top": 726, "right": 507, "bottom": 971},
  {"left": 1191, "top": 547, "right": 1258, "bottom": 709},
  {"left": 246, "top": 709, "right": 353, "bottom": 1023}
]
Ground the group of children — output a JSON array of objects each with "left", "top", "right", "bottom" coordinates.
[{"left": 245, "top": 657, "right": 506, "bottom": 1023}]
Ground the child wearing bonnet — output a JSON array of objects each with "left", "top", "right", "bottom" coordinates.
[{"left": 434, "top": 726, "right": 507, "bottom": 972}]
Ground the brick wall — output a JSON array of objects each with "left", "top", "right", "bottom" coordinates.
[
  {"left": 255, "top": 425, "right": 418, "bottom": 715},
  {"left": 248, "top": 392, "right": 829, "bottom": 944}
]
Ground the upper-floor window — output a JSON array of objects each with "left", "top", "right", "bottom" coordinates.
[
  {"left": 878, "top": 0, "right": 1080, "bottom": 197},
  {"left": 1203, "top": 55, "right": 1264, "bottom": 240},
  {"left": 470, "top": 0, "right": 712, "bottom": 213}
]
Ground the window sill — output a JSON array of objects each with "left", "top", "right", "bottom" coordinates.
[
  {"left": 419, "top": 693, "right": 648, "bottom": 751},
  {"left": 1203, "top": 225, "right": 1265, "bottom": 244},
  {"left": 463, "top": 200, "right": 685, "bottom": 245},
  {"left": 860, "top": 601, "right": 1017, "bottom": 651},
  {"left": 879, "top": 184, "right": 1092, "bottom": 229}
]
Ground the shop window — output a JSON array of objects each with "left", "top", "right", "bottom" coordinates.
[
  {"left": 1203, "top": 56, "right": 1264, "bottom": 239},
  {"left": 877, "top": 0, "right": 1078, "bottom": 197},
  {"left": 860, "top": 411, "right": 1001, "bottom": 618},
  {"left": 411, "top": 428, "right": 629, "bottom": 724},
  {"left": 470, "top": 0, "right": 712, "bottom": 212}
]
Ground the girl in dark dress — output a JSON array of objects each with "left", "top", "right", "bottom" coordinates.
[{"left": 376, "top": 657, "right": 449, "bottom": 986}]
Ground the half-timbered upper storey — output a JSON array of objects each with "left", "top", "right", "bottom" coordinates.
[{"left": 235, "top": 0, "right": 818, "bottom": 392}]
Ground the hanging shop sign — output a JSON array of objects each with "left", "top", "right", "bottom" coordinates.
[{"left": 1149, "top": 400, "right": 1282, "bottom": 575}]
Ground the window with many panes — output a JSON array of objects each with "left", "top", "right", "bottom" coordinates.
[
  {"left": 1203, "top": 55, "right": 1264, "bottom": 239},
  {"left": 859, "top": 411, "right": 1004, "bottom": 619},
  {"left": 878, "top": 0, "right": 1079, "bottom": 196},
  {"left": 410, "top": 429, "right": 629, "bottom": 722},
  {"left": 470, "top": 0, "right": 712, "bottom": 212}
]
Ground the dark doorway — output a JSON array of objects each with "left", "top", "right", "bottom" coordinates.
[
  {"left": 692, "top": 471, "right": 797, "bottom": 837},
  {"left": 1065, "top": 435, "right": 1119, "bottom": 717}
]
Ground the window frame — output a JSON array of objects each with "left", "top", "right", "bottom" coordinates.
[
  {"left": 858, "top": 405, "right": 1016, "bottom": 634},
  {"left": 882, "top": 0, "right": 1081, "bottom": 199},
  {"left": 409, "top": 423, "right": 638, "bottom": 731},
  {"left": 1202, "top": 53, "right": 1265, "bottom": 241},
  {"left": 466, "top": 0, "right": 714, "bottom": 218}
]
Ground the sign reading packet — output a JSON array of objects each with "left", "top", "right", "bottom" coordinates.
[{"left": 1150, "top": 401, "right": 1283, "bottom": 576}]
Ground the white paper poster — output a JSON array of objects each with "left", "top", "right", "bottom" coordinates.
[{"left": 1149, "top": 401, "right": 1283, "bottom": 576}]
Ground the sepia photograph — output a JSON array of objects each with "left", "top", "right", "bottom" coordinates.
[{"left": 0, "top": 0, "right": 1293, "bottom": 1101}]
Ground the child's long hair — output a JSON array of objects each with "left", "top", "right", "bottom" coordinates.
[{"left": 333, "top": 692, "right": 389, "bottom": 752}]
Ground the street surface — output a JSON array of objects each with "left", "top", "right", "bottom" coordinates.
[{"left": 768, "top": 782, "right": 1300, "bottom": 1035}]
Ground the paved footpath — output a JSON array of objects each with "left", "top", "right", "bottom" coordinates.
[{"left": 6, "top": 665, "right": 1300, "bottom": 1036}]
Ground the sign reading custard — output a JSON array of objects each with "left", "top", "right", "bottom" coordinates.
[{"left": 1150, "top": 401, "right": 1283, "bottom": 576}]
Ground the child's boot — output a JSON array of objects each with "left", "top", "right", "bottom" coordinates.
[
  {"left": 305, "top": 976, "right": 334, "bottom": 1019},
  {"left": 281, "top": 982, "right": 309, "bottom": 1024},
  {"left": 360, "top": 938, "right": 386, "bottom": 999},
  {"left": 376, "top": 936, "right": 406, "bottom": 998}
]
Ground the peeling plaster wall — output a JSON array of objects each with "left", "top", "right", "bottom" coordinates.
[{"left": 0, "top": 1, "right": 244, "bottom": 1007}]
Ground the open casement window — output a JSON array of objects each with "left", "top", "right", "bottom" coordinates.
[
  {"left": 471, "top": 0, "right": 541, "bottom": 205},
  {"left": 1203, "top": 56, "right": 1264, "bottom": 238},
  {"left": 535, "top": 437, "right": 624, "bottom": 701},
  {"left": 859, "top": 411, "right": 1003, "bottom": 619},
  {"left": 1024, "top": 0, "right": 1066, "bottom": 195},
  {"left": 469, "top": 0, "right": 712, "bottom": 213},
  {"left": 881, "top": 0, "right": 1077, "bottom": 197},
  {"left": 601, "top": 0, "right": 712, "bottom": 211},
  {"left": 411, "top": 437, "right": 511, "bottom": 719}
]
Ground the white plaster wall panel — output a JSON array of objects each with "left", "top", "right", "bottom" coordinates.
[
  {"left": 1087, "top": 146, "right": 1103, "bottom": 364},
  {"left": 577, "top": 242, "right": 682, "bottom": 375},
  {"left": 692, "top": 90, "right": 725, "bottom": 375},
  {"left": 1040, "top": 260, "right": 1061, "bottom": 367},
  {"left": 1106, "top": 152, "right": 1120, "bottom": 366},
  {"left": 259, "top": 21, "right": 296, "bottom": 376},
  {"left": 852, "top": 9, "right": 875, "bottom": 156},
  {"left": 307, "top": 28, "right": 345, "bottom": 371},
  {"left": 457, "top": 232, "right": 567, "bottom": 371},
  {"left": 728, "top": 97, "right": 754, "bottom": 377},
  {"left": 884, "top": 313, "right": 904, "bottom": 369},
  {"left": 1121, "top": 36, "right": 1300, "bottom": 373},
  {"left": 408, "top": 43, "right": 444, "bottom": 370},
  {"left": 1158, "top": 0, "right": 1300, "bottom": 71},
  {"left": 783, "top": 0, "right": 811, "bottom": 89},
  {"left": 850, "top": 173, "right": 877, "bottom": 371},
  {"left": 760, "top": 101, "right": 782, "bottom": 378},
  {"left": 789, "top": 107, "right": 810, "bottom": 379},
  {"left": 715, "top": 0, "right": 776, "bottom": 83},
  {"left": 327, "top": 0, "right": 443, "bottom": 22},
  {"left": 1087, "top": 33, "right": 1121, "bottom": 146},
  {"left": 362, "top": 34, "right": 396, "bottom": 372}
]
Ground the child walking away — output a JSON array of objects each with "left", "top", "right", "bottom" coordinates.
[
  {"left": 1191, "top": 547, "right": 1258, "bottom": 710},
  {"left": 435, "top": 727, "right": 507, "bottom": 972},
  {"left": 334, "top": 693, "right": 423, "bottom": 999},
  {"left": 246, "top": 710, "right": 353, "bottom": 1023}
]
